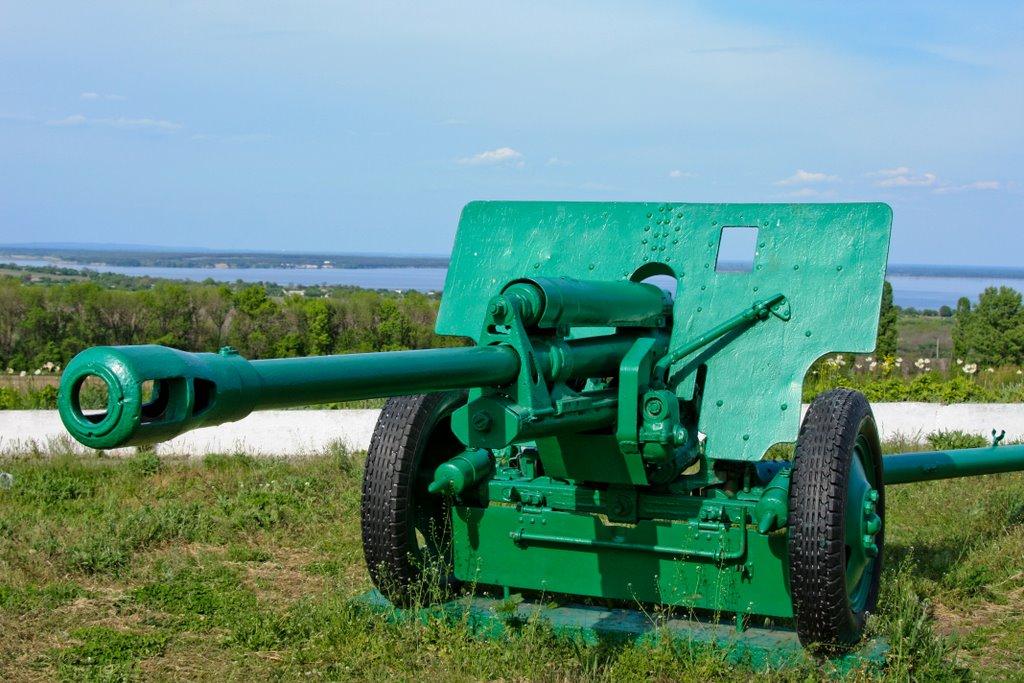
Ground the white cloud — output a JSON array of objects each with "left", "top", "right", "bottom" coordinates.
[
  {"left": 867, "top": 166, "right": 911, "bottom": 177},
  {"left": 457, "top": 147, "right": 524, "bottom": 166},
  {"left": 49, "top": 114, "right": 88, "bottom": 126},
  {"left": 933, "top": 180, "right": 1001, "bottom": 194},
  {"left": 775, "top": 169, "right": 839, "bottom": 186},
  {"left": 668, "top": 169, "right": 696, "bottom": 179},
  {"left": 80, "top": 91, "right": 127, "bottom": 101},
  {"left": 856, "top": 167, "right": 996, "bottom": 193},
  {"left": 876, "top": 171, "right": 937, "bottom": 188},
  {"left": 47, "top": 114, "right": 181, "bottom": 131},
  {"left": 546, "top": 156, "right": 569, "bottom": 166}
]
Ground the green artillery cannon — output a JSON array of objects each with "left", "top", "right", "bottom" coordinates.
[{"left": 57, "top": 202, "right": 1024, "bottom": 652}]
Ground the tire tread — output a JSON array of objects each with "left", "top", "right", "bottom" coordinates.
[{"left": 788, "top": 388, "right": 884, "bottom": 649}]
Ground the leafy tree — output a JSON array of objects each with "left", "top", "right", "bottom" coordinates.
[
  {"left": 304, "top": 299, "right": 333, "bottom": 356},
  {"left": 234, "top": 285, "right": 278, "bottom": 318},
  {"left": 952, "top": 287, "right": 1024, "bottom": 365},
  {"left": 143, "top": 283, "right": 194, "bottom": 348},
  {"left": 875, "top": 280, "right": 898, "bottom": 358},
  {"left": 373, "top": 299, "right": 413, "bottom": 351},
  {"left": 273, "top": 331, "right": 304, "bottom": 358},
  {"left": 952, "top": 297, "right": 972, "bottom": 361}
]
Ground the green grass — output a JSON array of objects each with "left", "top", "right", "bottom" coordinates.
[
  {"left": 897, "top": 313, "right": 953, "bottom": 358},
  {"left": 1, "top": 444, "right": 1022, "bottom": 680}
]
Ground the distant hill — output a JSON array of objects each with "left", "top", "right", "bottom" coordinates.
[
  {"left": 0, "top": 244, "right": 449, "bottom": 269},
  {"left": 885, "top": 263, "right": 1024, "bottom": 279}
]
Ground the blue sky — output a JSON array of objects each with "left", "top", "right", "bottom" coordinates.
[{"left": 0, "top": 2, "right": 1021, "bottom": 264}]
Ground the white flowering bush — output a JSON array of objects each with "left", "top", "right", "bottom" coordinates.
[{"left": 802, "top": 349, "right": 1024, "bottom": 403}]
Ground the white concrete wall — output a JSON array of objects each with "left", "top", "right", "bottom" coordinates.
[
  {"left": 0, "top": 410, "right": 381, "bottom": 457},
  {"left": 2, "top": 404, "right": 1022, "bottom": 456},
  {"left": 858, "top": 403, "right": 1023, "bottom": 444}
]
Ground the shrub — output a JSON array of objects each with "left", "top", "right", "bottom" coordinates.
[{"left": 926, "top": 430, "right": 988, "bottom": 451}]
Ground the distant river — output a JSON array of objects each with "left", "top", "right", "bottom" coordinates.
[
  {"left": 8, "top": 259, "right": 449, "bottom": 292},
  {"left": 9, "top": 259, "right": 1024, "bottom": 310}
]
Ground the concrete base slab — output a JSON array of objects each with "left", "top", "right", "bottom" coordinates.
[{"left": 356, "top": 590, "right": 888, "bottom": 674}]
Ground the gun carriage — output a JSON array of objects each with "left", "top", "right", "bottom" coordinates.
[{"left": 58, "top": 202, "right": 1024, "bottom": 651}]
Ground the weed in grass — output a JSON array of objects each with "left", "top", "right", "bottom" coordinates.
[
  {"left": 125, "top": 450, "right": 161, "bottom": 476},
  {"left": 945, "top": 562, "right": 998, "bottom": 600},
  {"left": 61, "top": 502, "right": 214, "bottom": 574},
  {"left": 603, "top": 634, "right": 740, "bottom": 681},
  {"left": 222, "top": 487, "right": 295, "bottom": 530},
  {"left": 131, "top": 560, "right": 258, "bottom": 630},
  {"left": 322, "top": 439, "right": 361, "bottom": 476},
  {"left": 0, "top": 581, "right": 86, "bottom": 613},
  {"left": 880, "top": 432, "right": 929, "bottom": 454},
  {"left": 303, "top": 559, "right": 346, "bottom": 577},
  {"left": 52, "top": 626, "right": 169, "bottom": 682},
  {"left": 63, "top": 533, "right": 134, "bottom": 574},
  {"left": 9, "top": 459, "right": 99, "bottom": 504},
  {"left": 875, "top": 559, "right": 969, "bottom": 680},
  {"left": 202, "top": 452, "right": 256, "bottom": 471},
  {"left": 226, "top": 543, "right": 272, "bottom": 563},
  {"left": 926, "top": 430, "right": 989, "bottom": 451}
]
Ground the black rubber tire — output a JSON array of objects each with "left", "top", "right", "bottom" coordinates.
[
  {"left": 788, "top": 388, "right": 885, "bottom": 651},
  {"left": 361, "top": 391, "right": 467, "bottom": 606}
]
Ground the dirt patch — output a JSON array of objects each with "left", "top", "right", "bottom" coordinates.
[
  {"left": 933, "top": 584, "right": 1024, "bottom": 638},
  {"left": 237, "top": 547, "right": 327, "bottom": 604}
]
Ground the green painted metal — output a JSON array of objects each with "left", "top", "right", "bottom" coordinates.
[
  {"left": 450, "top": 276, "right": 670, "bottom": 458},
  {"left": 356, "top": 590, "right": 889, "bottom": 673},
  {"left": 501, "top": 277, "right": 670, "bottom": 329},
  {"left": 451, "top": 504, "right": 794, "bottom": 619},
  {"left": 428, "top": 449, "right": 494, "bottom": 495},
  {"left": 615, "top": 337, "right": 667, "bottom": 460},
  {"left": 652, "top": 292, "right": 789, "bottom": 377},
  {"left": 754, "top": 468, "right": 791, "bottom": 534},
  {"left": 530, "top": 433, "right": 649, "bottom": 485},
  {"left": 846, "top": 436, "right": 882, "bottom": 611},
  {"left": 440, "top": 201, "right": 892, "bottom": 462},
  {"left": 58, "top": 343, "right": 519, "bottom": 449},
  {"left": 484, "top": 464, "right": 765, "bottom": 523},
  {"left": 884, "top": 443, "right": 1024, "bottom": 484}
]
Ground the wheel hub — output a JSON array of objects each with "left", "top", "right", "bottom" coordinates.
[
  {"left": 844, "top": 444, "right": 882, "bottom": 605},
  {"left": 860, "top": 488, "right": 881, "bottom": 558}
]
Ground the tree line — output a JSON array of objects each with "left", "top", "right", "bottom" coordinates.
[{"left": 0, "top": 276, "right": 460, "bottom": 371}]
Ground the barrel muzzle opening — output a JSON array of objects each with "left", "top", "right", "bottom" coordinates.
[
  {"left": 57, "top": 346, "right": 211, "bottom": 449},
  {"left": 58, "top": 361, "right": 133, "bottom": 446}
]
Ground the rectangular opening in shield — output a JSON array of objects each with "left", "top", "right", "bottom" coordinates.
[{"left": 716, "top": 226, "right": 758, "bottom": 273}]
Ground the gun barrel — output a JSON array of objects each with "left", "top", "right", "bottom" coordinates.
[
  {"left": 249, "top": 346, "right": 519, "bottom": 408},
  {"left": 883, "top": 444, "right": 1024, "bottom": 485},
  {"left": 58, "top": 334, "right": 640, "bottom": 450}
]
